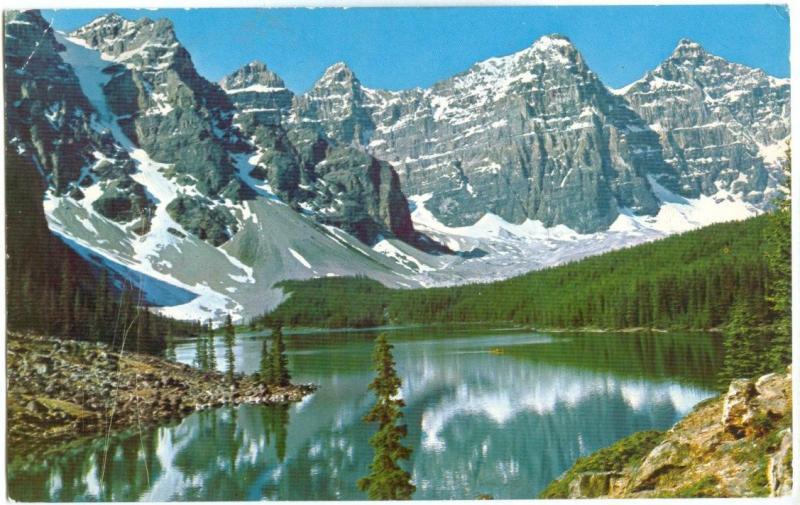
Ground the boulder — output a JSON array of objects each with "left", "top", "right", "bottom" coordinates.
[
  {"left": 754, "top": 372, "right": 790, "bottom": 418},
  {"left": 767, "top": 428, "right": 793, "bottom": 497},
  {"left": 722, "top": 379, "right": 757, "bottom": 438},
  {"left": 567, "top": 471, "right": 620, "bottom": 498},
  {"left": 630, "top": 440, "right": 690, "bottom": 491}
]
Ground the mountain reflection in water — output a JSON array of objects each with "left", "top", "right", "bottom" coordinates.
[{"left": 7, "top": 329, "right": 721, "bottom": 501}]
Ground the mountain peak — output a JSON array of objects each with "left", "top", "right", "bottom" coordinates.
[
  {"left": 221, "top": 60, "right": 286, "bottom": 90},
  {"left": 72, "top": 12, "right": 177, "bottom": 47},
  {"left": 74, "top": 12, "right": 131, "bottom": 34},
  {"left": 531, "top": 33, "right": 576, "bottom": 53},
  {"left": 670, "top": 38, "right": 706, "bottom": 58},
  {"left": 317, "top": 61, "right": 359, "bottom": 87}
]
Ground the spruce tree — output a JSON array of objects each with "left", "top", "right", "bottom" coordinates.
[
  {"left": 90, "top": 270, "right": 109, "bottom": 342},
  {"left": 194, "top": 323, "right": 209, "bottom": 371},
  {"left": 164, "top": 333, "right": 177, "bottom": 362},
  {"left": 765, "top": 148, "right": 791, "bottom": 370},
  {"left": 358, "top": 334, "right": 415, "bottom": 500},
  {"left": 59, "top": 259, "right": 76, "bottom": 339},
  {"left": 718, "top": 302, "right": 765, "bottom": 387},
  {"left": 270, "top": 326, "right": 291, "bottom": 387},
  {"left": 207, "top": 319, "right": 217, "bottom": 371},
  {"left": 224, "top": 314, "right": 236, "bottom": 383},
  {"left": 260, "top": 336, "right": 274, "bottom": 386}
]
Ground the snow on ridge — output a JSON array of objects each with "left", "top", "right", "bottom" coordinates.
[
  {"left": 288, "top": 248, "right": 312, "bottom": 269},
  {"left": 224, "top": 84, "right": 287, "bottom": 95},
  {"left": 403, "top": 182, "right": 762, "bottom": 289},
  {"left": 758, "top": 139, "right": 790, "bottom": 166},
  {"left": 609, "top": 80, "right": 639, "bottom": 96},
  {"left": 373, "top": 239, "right": 434, "bottom": 273},
  {"left": 51, "top": 34, "right": 252, "bottom": 320},
  {"left": 408, "top": 193, "right": 579, "bottom": 243}
]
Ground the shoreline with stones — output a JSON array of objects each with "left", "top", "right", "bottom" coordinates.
[{"left": 6, "top": 332, "right": 317, "bottom": 458}]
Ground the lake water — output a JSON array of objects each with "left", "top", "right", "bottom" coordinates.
[{"left": 7, "top": 328, "right": 722, "bottom": 501}]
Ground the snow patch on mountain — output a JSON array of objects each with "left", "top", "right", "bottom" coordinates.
[
  {"left": 401, "top": 182, "right": 759, "bottom": 287},
  {"left": 49, "top": 33, "right": 251, "bottom": 320}
]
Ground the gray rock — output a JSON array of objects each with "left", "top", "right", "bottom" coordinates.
[
  {"left": 767, "top": 428, "right": 792, "bottom": 497},
  {"left": 220, "top": 61, "right": 294, "bottom": 126},
  {"left": 621, "top": 39, "right": 789, "bottom": 205},
  {"left": 568, "top": 471, "right": 620, "bottom": 498},
  {"left": 754, "top": 371, "right": 790, "bottom": 418},
  {"left": 721, "top": 378, "right": 757, "bottom": 438},
  {"left": 289, "top": 35, "right": 672, "bottom": 233},
  {"left": 69, "top": 12, "right": 253, "bottom": 239},
  {"left": 630, "top": 440, "right": 690, "bottom": 491}
]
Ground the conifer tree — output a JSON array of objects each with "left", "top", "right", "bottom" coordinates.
[
  {"left": 207, "top": 319, "right": 217, "bottom": 371},
  {"left": 59, "top": 259, "right": 76, "bottom": 339},
  {"left": 90, "top": 270, "right": 109, "bottom": 342},
  {"left": 224, "top": 313, "right": 236, "bottom": 383},
  {"left": 136, "top": 306, "right": 146, "bottom": 353},
  {"left": 164, "top": 333, "right": 177, "bottom": 362},
  {"left": 358, "top": 334, "right": 415, "bottom": 500},
  {"left": 718, "top": 302, "right": 767, "bottom": 386},
  {"left": 270, "top": 326, "right": 291, "bottom": 387},
  {"left": 194, "top": 320, "right": 209, "bottom": 370},
  {"left": 260, "top": 336, "right": 274, "bottom": 386},
  {"left": 765, "top": 148, "right": 791, "bottom": 370}
]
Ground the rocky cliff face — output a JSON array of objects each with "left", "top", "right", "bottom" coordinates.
[
  {"left": 541, "top": 368, "right": 793, "bottom": 498},
  {"left": 291, "top": 62, "right": 378, "bottom": 146},
  {"left": 68, "top": 13, "right": 253, "bottom": 241},
  {"left": 221, "top": 60, "right": 294, "bottom": 126},
  {"left": 5, "top": 10, "right": 155, "bottom": 230},
  {"left": 284, "top": 35, "right": 789, "bottom": 233},
  {"left": 5, "top": 10, "right": 432, "bottom": 323},
  {"left": 290, "top": 35, "right": 677, "bottom": 233},
  {"left": 223, "top": 62, "right": 417, "bottom": 245},
  {"left": 620, "top": 39, "right": 790, "bottom": 205},
  {"left": 9, "top": 10, "right": 419, "bottom": 249}
]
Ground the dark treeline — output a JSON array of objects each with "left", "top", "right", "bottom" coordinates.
[
  {"left": 6, "top": 150, "right": 200, "bottom": 354},
  {"left": 264, "top": 214, "right": 773, "bottom": 331}
]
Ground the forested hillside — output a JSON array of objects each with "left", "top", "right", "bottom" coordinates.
[{"left": 264, "top": 215, "right": 773, "bottom": 330}]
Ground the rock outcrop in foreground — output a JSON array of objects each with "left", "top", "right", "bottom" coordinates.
[
  {"left": 541, "top": 368, "right": 792, "bottom": 498},
  {"left": 6, "top": 332, "right": 315, "bottom": 457}
]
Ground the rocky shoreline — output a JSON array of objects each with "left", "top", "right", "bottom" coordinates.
[
  {"left": 540, "top": 367, "right": 793, "bottom": 498},
  {"left": 6, "top": 332, "right": 316, "bottom": 457}
]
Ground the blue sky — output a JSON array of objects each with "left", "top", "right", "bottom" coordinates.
[{"left": 42, "top": 5, "right": 790, "bottom": 93}]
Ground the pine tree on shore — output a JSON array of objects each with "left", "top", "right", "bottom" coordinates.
[
  {"left": 718, "top": 302, "right": 769, "bottom": 386},
  {"left": 207, "top": 319, "right": 217, "bottom": 371},
  {"left": 224, "top": 314, "right": 236, "bottom": 384},
  {"left": 164, "top": 333, "right": 177, "bottom": 362},
  {"left": 90, "top": 270, "right": 109, "bottom": 342},
  {"left": 59, "top": 259, "right": 76, "bottom": 339},
  {"left": 260, "top": 335, "right": 274, "bottom": 386},
  {"left": 194, "top": 320, "right": 209, "bottom": 371},
  {"left": 270, "top": 326, "right": 290, "bottom": 387},
  {"left": 358, "top": 334, "right": 415, "bottom": 500}
]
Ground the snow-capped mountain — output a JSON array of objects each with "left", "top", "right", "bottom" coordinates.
[
  {"left": 285, "top": 35, "right": 789, "bottom": 233},
  {"left": 289, "top": 35, "right": 675, "bottom": 233},
  {"left": 4, "top": 10, "right": 789, "bottom": 322},
  {"left": 6, "top": 10, "right": 432, "bottom": 323},
  {"left": 617, "top": 39, "right": 790, "bottom": 205}
]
